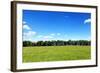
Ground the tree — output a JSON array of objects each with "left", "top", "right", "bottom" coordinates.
[
  {"left": 37, "top": 41, "right": 44, "bottom": 46},
  {"left": 23, "top": 40, "right": 91, "bottom": 46},
  {"left": 23, "top": 41, "right": 33, "bottom": 47}
]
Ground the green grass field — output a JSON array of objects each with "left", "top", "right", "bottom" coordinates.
[{"left": 23, "top": 46, "right": 91, "bottom": 62}]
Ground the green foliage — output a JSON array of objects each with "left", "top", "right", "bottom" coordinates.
[
  {"left": 23, "top": 40, "right": 91, "bottom": 47},
  {"left": 23, "top": 41, "right": 33, "bottom": 46},
  {"left": 23, "top": 46, "right": 91, "bottom": 62}
]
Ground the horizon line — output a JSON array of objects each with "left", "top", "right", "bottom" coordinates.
[{"left": 23, "top": 39, "right": 91, "bottom": 42}]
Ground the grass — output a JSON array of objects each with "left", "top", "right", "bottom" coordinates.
[{"left": 23, "top": 46, "right": 91, "bottom": 62}]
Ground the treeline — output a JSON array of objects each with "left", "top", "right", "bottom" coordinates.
[{"left": 23, "top": 40, "right": 91, "bottom": 47}]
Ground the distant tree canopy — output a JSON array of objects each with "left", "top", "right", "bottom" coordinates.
[
  {"left": 23, "top": 40, "right": 91, "bottom": 47},
  {"left": 23, "top": 41, "right": 33, "bottom": 47}
]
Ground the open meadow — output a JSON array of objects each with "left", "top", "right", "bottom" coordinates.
[{"left": 23, "top": 46, "right": 91, "bottom": 62}]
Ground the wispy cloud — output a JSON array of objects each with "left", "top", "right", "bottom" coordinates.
[
  {"left": 84, "top": 18, "right": 91, "bottom": 24},
  {"left": 37, "top": 35, "right": 43, "bottom": 38},
  {"left": 23, "top": 21, "right": 31, "bottom": 30},
  {"left": 37, "top": 33, "right": 61, "bottom": 40},
  {"left": 23, "top": 21, "right": 27, "bottom": 24},
  {"left": 57, "top": 33, "right": 61, "bottom": 36},
  {"left": 43, "top": 36, "right": 53, "bottom": 39},
  {"left": 50, "top": 33, "right": 55, "bottom": 36},
  {"left": 23, "top": 31, "right": 36, "bottom": 36},
  {"left": 23, "top": 25, "right": 31, "bottom": 30}
]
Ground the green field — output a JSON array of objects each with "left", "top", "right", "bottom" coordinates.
[{"left": 23, "top": 46, "right": 91, "bottom": 62}]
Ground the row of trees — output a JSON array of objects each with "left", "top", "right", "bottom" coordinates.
[{"left": 23, "top": 40, "right": 91, "bottom": 47}]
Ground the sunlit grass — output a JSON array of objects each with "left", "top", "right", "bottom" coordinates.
[{"left": 23, "top": 46, "right": 91, "bottom": 63}]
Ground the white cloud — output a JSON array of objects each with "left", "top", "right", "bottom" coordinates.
[
  {"left": 57, "top": 33, "right": 61, "bottom": 35},
  {"left": 22, "top": 21, "right": 31, "bottom": 30},
  {"left": 84, "top": 18, "right": 91, "bottom": 24},
  {"left": 37, "top": 34, "right": 54, "bottom": 39},
  {"left": 23, "top": 25, "right": 31, "bottom": 30},
  {"left": 23, "top": 21, "right": 27, "bottom": 24},
  {"left": 50, "top": 33, "right": 55, "bottom": 36},
  {"left": 43, "top": 36, "right": 53, "bottom": 39},
  {"left": 37, "top": 35, "right": 43, "bottom": 38},
  {"left": 23, "top": 31, "right": 37, "bottom": 41},
  {"left": 23, "top": 31, "right": 36, "bottom": 36}
]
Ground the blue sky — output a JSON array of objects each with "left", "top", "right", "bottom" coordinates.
[{"left": 22, "top": 10, "right": 91, "bottom": 42}]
